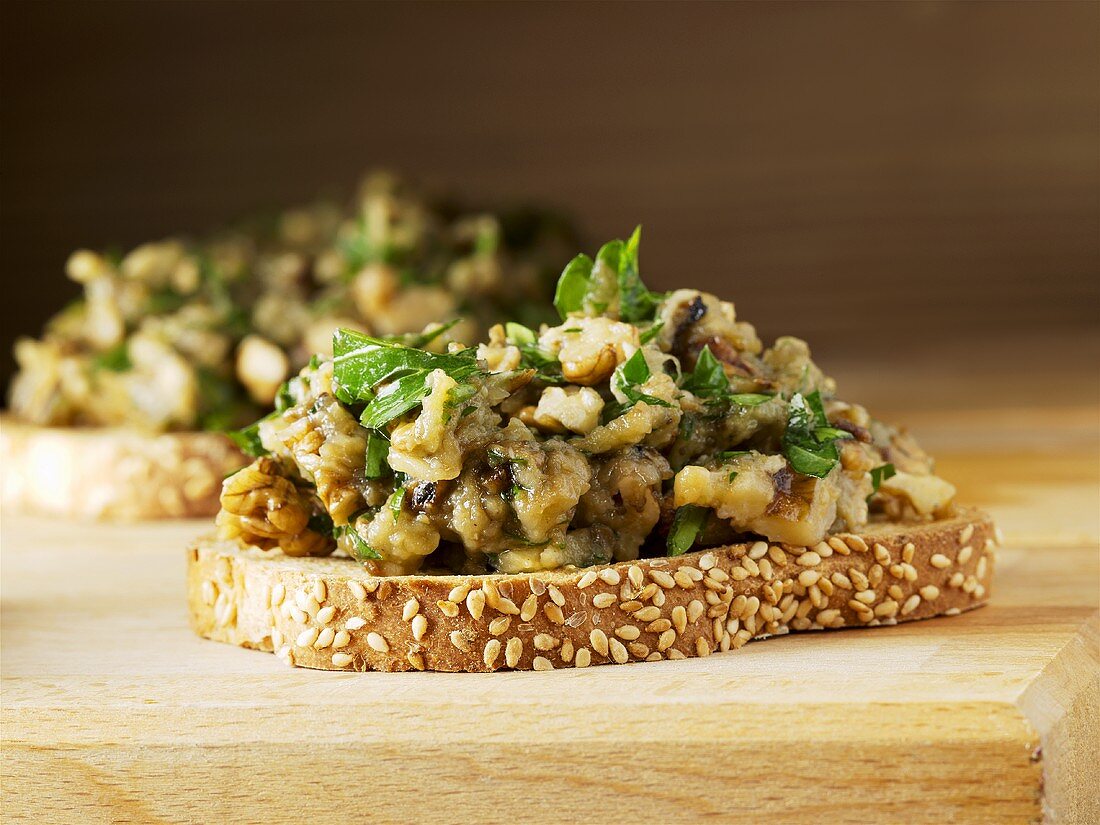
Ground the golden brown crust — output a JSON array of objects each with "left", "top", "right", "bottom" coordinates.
[
  {"left": 188, "top": 508, "right": 997, "bottom": 672},
  {"left": 0, "top": 414, "right": 245, "bottom": 520}
]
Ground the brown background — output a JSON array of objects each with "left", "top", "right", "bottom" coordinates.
[{"left": 2, "top": 1, "right": 1097, "bottom": 406}]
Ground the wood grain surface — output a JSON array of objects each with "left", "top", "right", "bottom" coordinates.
[{"left": 2, "top": 406, "right": 1098, "bottom": 824}]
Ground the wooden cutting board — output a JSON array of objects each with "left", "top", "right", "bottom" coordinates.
[{"left": 2, "top": 406, "right": 1097, "bottom": 824}]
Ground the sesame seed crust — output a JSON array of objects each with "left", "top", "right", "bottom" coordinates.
[
  {"left": 1, "top": 415, "right": 245, "bottom": 521},
  {"left": 187, "top": 508, "right": 997, "bottom": 673}
]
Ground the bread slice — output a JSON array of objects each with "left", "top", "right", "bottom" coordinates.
[
  {"left": 0, "top": 415, "right": 245, "bottom": 520},
  {"left": 187, "top": 508, "right": 996, "bottom": 672}
]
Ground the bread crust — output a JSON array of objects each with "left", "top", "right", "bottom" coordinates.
[
  {"left": 188, "top": 508, "right": 997, "bottom": 672},
  {"left": 0, "top": 415, "right": 245, "bottom": 520}
]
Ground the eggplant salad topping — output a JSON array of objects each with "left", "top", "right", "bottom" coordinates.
[
  {"left": 8, "top": 173, "right": 573, "bottom": 432},
  {"left": 218, "top": 228, "right": 957, "bottom": 575}
]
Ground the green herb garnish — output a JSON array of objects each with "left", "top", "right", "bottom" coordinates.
[
  {"left": 667, "top": 505, "right": 708, "bottom": 556},
  {"left": 92, "top": 342, "right": 131, "bottom": 372},
  {"left": 552, "top": 226, "right": 663, "bottom": 321},
  {"left": 781, "top": 391, "right": 852, "bottom": 478},
  {"left": 610, "top": 350, "right": 674, "bottom": 414},
  {"left": 364, "top": 431, "right": 392, "bottom": 479},
  {"left": 680, "top": 345, "right": 772, "bottom": 407},
  {"left": 868, "top": 463, "right": 897, "bottom": 501},
  {"left": 336, "top": 524, "right": 382, "bottom": 560},
  {"left": 331, "top": 328, "right": 484, "bottom": 429}
]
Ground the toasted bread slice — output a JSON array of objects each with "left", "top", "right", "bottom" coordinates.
[
  {"left": 188, "top": 508, "right": 996, "bottom": 672},
  {"left": 0, "top": 415, "right": 245, "bottom": 520}
]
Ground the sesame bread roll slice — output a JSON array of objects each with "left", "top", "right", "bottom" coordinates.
[
  {"left": 188, "top": 507, "right": 996, "bottom": 672},
  {"left": 1, "top": 415, "right": 245, "bottom": 520}
]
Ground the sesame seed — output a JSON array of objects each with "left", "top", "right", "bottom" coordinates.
[
  {"left": 945, "top": 607, "right": 961, "bottom": 616},
  {"left": 448, "top": 583, "right": 471, "bottom": 603},
  {"left": 466, "top": 589, "right": 486, "bottom": 620},
  {"left": 437, "top": 600, "right": 460, "bottom": 618},
  {"left": 650, "top": 570, "right": 676, "bottom": 589},
  {"left": 565, "top": 610, "right": 587, "bottom": 628},
  {"left": 364, "top": 580, "right": 380, "bottom": 594},
  {"left": 312, "top": 580, "right": 327, "bottom": 604},
  {"left": 590, "top": 629, "right": 609, "bottom": 657},
  {"left": 578, "top": 571, "right": 598, "bottom": 589},
  {"left": 748, "top": 541, "right": 768, "bottom": 560},
  {"left": 533, "top": 656, "right": 554, "bottom": 671},
  {"left": 869, "top": 565, "right": 884, "bottom": 586},
  {"left": 768, "top": 546, "right": 788, "bottom": 565},
  {"left": 798, "top": 570, "right": 821, "bottom": 587},
  {"left": 201, "top": 580, "right": 217, "bottom": 606},
  {"left": 817, "top": 608, "right": 841, "bottom": 625},
  {"left": 850, "top": 569, "right": 870, "bottom": 589},
  {"left": 534, "top": 633, "right": 558, "bottom": 651},
  {"left": 544, "top": 603, "right": 566, "bottom": 624},
  {"left": 808, "top": 584, "right": 825, "bottom": 609},
  {"left": 827, "top": 537, "right": 851, "bottom": 556},
  {"left": 528, "top": 577, "right": 547, "bottom": 596},
  {"left": 402, "top": 599, "right": 419, "bottom": 622},
  {"left": 288, "top": 606, "right": 307, "bottom": 625},
  {"left": 874, "top": 600, "right": 899, "bottom": 618},
  {"left": 496, "top": 597, "right": 520, "bottom": 616},
  {"left": 486, "top": 638, "right": 503, "bottom": 673},
  {"left": 269, "top": 582, "right": 285, "bottom": 607},
  {"left": 815, "top": 542, "right": 833, "bottom": 558},
  {"left": 657, "top": 628, "right": 677, "bottom": 651},
  {"left": 671, "top": 605, "right": 688, "bottom": 634},
  {"left": 448, "top": 631, "right": 471, "bottom": 653},
  {"left": 609, "top": 638, "right": 629, "bottom": 664},
  {"left": 949, "top": 572, "right": 965, "bottom": 588},
  {"left": 958, "top": 545, "right": 974, "bottom": 565},
  {"left": 695, "top": 638, "right": 711, "bottom": 658},
  {"left": 574, "top": 647, "right": 592, "bottom": 668},
  {"left": 634, "top": 606, "right": 661, "bottom": 623},
  {"left": 888, "top": 584, "right": 904, "bottom": 601},
  {"left": 673, "top": 570, "right": 695, "bottom": 589},
  {"left": 615, "top": 625, "right": 641, "bottom": 641},
  {"left": 687, "top": 600, "right": 705, "bottom": 623},
  {"left": 974, "top": 584, "right": 986, "bottom": 599},
  {"left": 740, "top": 558, "right": 760, "bottom": 577},
  {"left": 797, "top": 551, "right": 822, "bottom": 567},
  {"left": 331, "top": 652, "right": 354, "bottom": 667},
  {"left": 960, "top": 524, "right": 975, "bottom": 545},
  {"left": 560, "top": 640, "right": 575, "bottom": 663},
  {"left": 505, "top": 637, "right": 523, "bottom": 667},
  {"left": 889, "top": 564, "right": 905, "bottom": 580},
  {"left": 592, "top": 592, "right": 616, "bottom": 609},
  {"left": 901, "top": 594, "right": 921, "bottom": 615},
  {"left": 547, "top": 584, "right": 566, "bottom": 606},
  {"left": 930, "top": 554, "right": 951, "bottom": 569},
  {"left": 873, "top": 544, "right": 891, "bottom": 564},
  {"left": 407, "top": 651, "right": 426, "bottom": 671},
  {"left": 628, "top": 641, "right": 649, "bottom": 659},
  {"left": 315, "top": 605, "right": 336, "bottom": 625},
  {"left": 920, "top": 585, "right": 940, "bottom": 600},
  {"left": 731, "top": 567, "right": 749, "bottom": 581},
  {"left": 627, "top": 566, "right": 644, "bottom": 589},
  {"left": 367, "top": 632, "right": 390, "bottom": 653},
  {"left": 314, "top": 627, "right": 335, "bottom": 649},
  {"left": 347, "top": 581, "right": 367, "bottom": 601},
  {"left": 516, "top": 593, "right": 536, "bottom": 621},
  {"left": 637, "top": 583, "right": 659, "bottom": 602},
  {"left": 652, "top": 589, "right": 667, "bottom": 607},
  {"left": 598, "top": 568, "right": 621, "bottom": 585},
  {"left": 902, "top": 542, "right": 916, "bottom": 564},
  {"left": 333, "top": 630, "right": 351, "bottom": 648},
  {"left": 758, "top": 559, "right": 774, "bottom": 579},
  {"left": 698, "top": 552, "right": 717, "bottom": 571},
  {"left": 411, "top": 615, "right": 428, "bottom": 641},
  {"left": 855, "top": 589, "right": 876, "bottom": 604},
  {"left": 977, "top": 556, "right": 988, "bottom": 579},
  {"left": 488, "top": 616, "right": 511, "bottom": 636},
  {"left": 647, "top": 618, "right": 672, "bottom": 632},
  {"left": 296, "top": 627, "right": 319, "bottom": 647}
]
